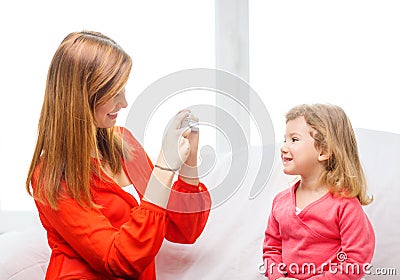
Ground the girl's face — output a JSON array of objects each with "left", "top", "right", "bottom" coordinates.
[
  {"left": 280, "top": 116, "right": 326, "bottom": 178},
  {"left": 94, "top": 89, "right": 128, "bottom": 128}
]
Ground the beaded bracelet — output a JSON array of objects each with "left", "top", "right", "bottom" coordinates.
[{"left": 154, "top": 164, "right": 180, "bottom": 172}]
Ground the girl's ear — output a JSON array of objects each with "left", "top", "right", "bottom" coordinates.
[{"left": 318, "top": 150, "right": 330, "bottom": 162}]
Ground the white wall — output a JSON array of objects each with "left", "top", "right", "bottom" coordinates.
[{"left": 249, "top": 0, "right": 400, "bottom": 142}]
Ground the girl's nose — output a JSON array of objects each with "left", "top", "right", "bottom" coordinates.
[{"left": 280, "top": 142, "right": 288, "bottom": 153}]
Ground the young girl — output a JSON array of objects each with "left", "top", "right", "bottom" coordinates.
[
  {"left": 26, "top": 30, "right": 211, "bottom": 280},
  {"left": 263, "top": 104, "right": 375, "bottom": 280}
]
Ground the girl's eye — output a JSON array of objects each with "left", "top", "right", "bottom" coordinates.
[{"left": 283, "top": 137, "right": 298, "bottom": 144}]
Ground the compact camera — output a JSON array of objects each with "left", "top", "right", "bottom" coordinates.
[{"left": 180, "top": 116, "right": 199, "bottom": 133}]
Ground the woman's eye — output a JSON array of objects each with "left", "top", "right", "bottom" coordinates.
[
  {"left": 291, "top": 137, "right": 299, "bottom": 142},
  {"left": 114, "top": 89, "right": 125, "bottom": 99}
]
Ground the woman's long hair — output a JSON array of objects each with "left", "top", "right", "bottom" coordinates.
[
  {"left": 26, "top": 31, "right": 132, "bottom": 209},
  {"left": 286, "top": 104, "right": 373, "bottom": 205}
]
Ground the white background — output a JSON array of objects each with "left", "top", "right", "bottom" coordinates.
[
  {"left": 1, "top": 0, "right": 399, "bottom": 211},
  {"left": 250, "top": 1, "right": 400, "bottom": 141}
]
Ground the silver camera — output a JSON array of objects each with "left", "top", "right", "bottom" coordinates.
[{"left": 180, "top": 116, "right": 199, "bottom": 133}]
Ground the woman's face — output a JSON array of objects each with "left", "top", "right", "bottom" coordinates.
[{"left": 94, "top": 89, "right": 128, "bottom": 128}]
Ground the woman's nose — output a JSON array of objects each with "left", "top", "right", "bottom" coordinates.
[{"left": 119, "top": 93, "right": 128, "bottom": 108}]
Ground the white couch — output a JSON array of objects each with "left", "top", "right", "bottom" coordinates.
[{"left": 1, "top": 128, "right": 399, "bottom": 279}]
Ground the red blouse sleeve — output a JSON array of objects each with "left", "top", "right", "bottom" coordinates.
[
  {"left": 144, "top": 154, "right": 211, "bottom": 244},
  {"left": 36, "top": 194, "right": 167, "bottom": 278},
  {"left": 165, "top": 177, "right": 211, "bottom": 243}
]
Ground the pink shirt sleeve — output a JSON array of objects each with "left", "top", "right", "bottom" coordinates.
[{"left": 263, "top": 196, "right": 286, "bottom": 280}]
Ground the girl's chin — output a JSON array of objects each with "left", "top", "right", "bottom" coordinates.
[{"left": 282, "top": 168, "right": 295, "bottom": 175}]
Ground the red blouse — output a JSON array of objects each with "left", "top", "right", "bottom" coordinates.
[{"left": 32, "top": 128, "right": 211, "bottom": 280}]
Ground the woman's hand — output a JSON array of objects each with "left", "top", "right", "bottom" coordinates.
[
  {"left": 181, "top": 112, "right": 199, "bottom": 166},
  {"left": 156, "top": 110, "right": 192, "bottom": 171},
  {"left": 179, "top": 112, "right": 200, "bottom": 185},
  {"left": 144, "top": 110, "right": 199, "bottom": 208}
]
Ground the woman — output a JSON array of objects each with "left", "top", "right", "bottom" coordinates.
[{"left": 26, "top": 30, "right": 211, "bottom": 280}]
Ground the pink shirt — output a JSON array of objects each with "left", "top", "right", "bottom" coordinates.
[{"left": 263, "top": 181, "right": 375, "bottom": 280}]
